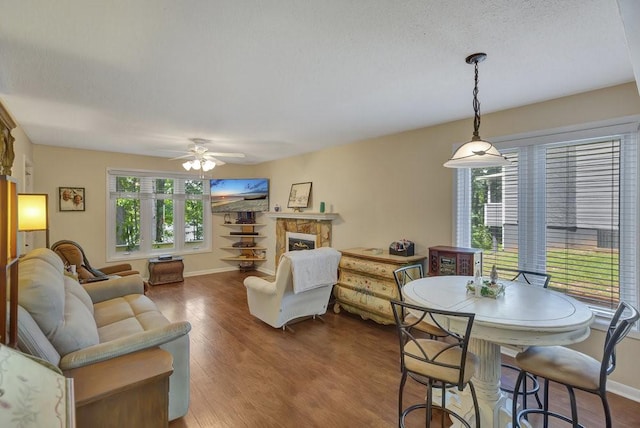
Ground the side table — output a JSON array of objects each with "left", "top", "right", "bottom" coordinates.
[
  {"left": 148, "top": 257, "right": 184, "bottom": 286},
  {"left": 64, "top": 348, "right": 173, "bottom": 428}
]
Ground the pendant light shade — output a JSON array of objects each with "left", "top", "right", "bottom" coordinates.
[{"left": 444, "top": 53, "right": 510, "bottom": 168}]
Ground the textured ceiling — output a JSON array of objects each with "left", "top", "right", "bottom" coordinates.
[{"left": 0, "top": 0, "right": 637, "bottom": 165}]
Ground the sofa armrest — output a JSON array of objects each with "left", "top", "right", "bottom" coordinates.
[
  {"left": 83, "top": 274, "right": 145, "bottom": 303},
  {"left": 244, "top": 276, "right": 277, "bottom": 295},
  {"left": 59, "top": 321, "right": 191, "bottom": 370}
]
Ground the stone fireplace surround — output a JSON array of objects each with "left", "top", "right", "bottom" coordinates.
[{"left": 266, "top": 212, "right": 339, "bottom": 263}]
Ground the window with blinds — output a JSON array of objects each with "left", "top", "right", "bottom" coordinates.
[
  {"left": 545, "top": 140, "right": 620, "bottom": 308},
  {"left": 107, "top": 169, "right": 211, "bottom": 260},
  {"left": 456, "top": 126, "right": 638, "bottom": 316}
]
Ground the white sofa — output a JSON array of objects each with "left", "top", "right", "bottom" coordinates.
[
  {"left": 244, "top": 248, "right": 341, "bottom": 329},
  {"left": 16, "top": 248, "right": 191, "bottom": 421}
]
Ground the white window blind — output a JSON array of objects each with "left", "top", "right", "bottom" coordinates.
[{"left": 544, "top": 139, "right": 621, "bottom": 309}]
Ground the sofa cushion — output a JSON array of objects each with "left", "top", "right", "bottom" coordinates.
[
  {"left": 93, "top": 294, "right": 170, "bottom": 343},
  {"left": 15, "top": 304, "right": 62, "bottom": 366},
  {"left": 64, "top": 275, "right": 94, "bottom": 315},
  {"left": 19, "top": 248, "right": 99, "bottom": 356}
]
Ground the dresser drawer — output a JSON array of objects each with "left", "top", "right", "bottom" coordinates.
[
  {"left": 339, "top": 256, "right": 398, "bottom": 280},
  {"left": 334, "top": 285, "right": 394, "bottom": 320},
  {"left": 338, "top": 270, "right": 398, "bottom": 300}
]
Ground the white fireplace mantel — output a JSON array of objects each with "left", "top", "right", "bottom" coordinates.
[{"left": 264, "top": 212, "right": 339, "bottom": 221}]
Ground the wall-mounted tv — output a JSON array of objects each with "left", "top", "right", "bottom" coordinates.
[{"left": 210, "top": 178, "right": 269, "bottom": 213}]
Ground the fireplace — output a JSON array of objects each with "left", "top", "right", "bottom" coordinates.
[
  {"left": 286, "top": 232, "right": 318, "bottom": 252},
  {"left": 271, "top": 215, "right": 336, "bottom": 263}
]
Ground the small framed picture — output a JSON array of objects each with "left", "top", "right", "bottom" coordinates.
[
  {"left": 288, "top": 182, "right": 312, "bottom": 208},
  {"left": 59, "top": 187, "right": 85, "bottom": 211}
]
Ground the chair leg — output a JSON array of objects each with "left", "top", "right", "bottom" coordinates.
[
  {"left": 566, "top": 385, "right": 578, "bottom": 428},
  {"left": 512, "top": 370, "right": 526, "bottom": 428},
  {"left": 438, "top": 381, "right": 445, "bottom": 428},
  {"left": 398, "top": 371, "right": 407, "bottom": 428},
  {"left": 467, "top": 381, "right": 480, "bottom": 428},
  {"left": 600, "top": 391, "right": 612, "bottom": 428},
  {"left": 543, "top": 379, "right": 550, "bottom": 428}
]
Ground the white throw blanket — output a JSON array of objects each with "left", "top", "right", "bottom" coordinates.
[{"left": 284, "top": 247, "right": 341, "bottom": 294}]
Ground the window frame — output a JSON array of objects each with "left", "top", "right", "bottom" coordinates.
[
  {"left": 453, "top": 118, "right": 640, "bottom": 329},
  {"left": 106, "top": 168, "right": 211, "bottom": 261}
]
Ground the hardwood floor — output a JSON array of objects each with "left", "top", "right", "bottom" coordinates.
[{"left": 147, "top": 271, "right": 640, "bottom": 427}]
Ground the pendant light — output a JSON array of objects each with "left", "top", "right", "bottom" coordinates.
[{"left": 444, "top": 53, "right": 510, "bottom": 168}]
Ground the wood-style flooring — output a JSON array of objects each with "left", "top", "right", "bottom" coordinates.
[{"left": 146, "top": 271, "right": 640, "bottom": 427}]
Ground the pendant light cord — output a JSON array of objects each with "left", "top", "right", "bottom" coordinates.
[{"left": 472, "top": 60, "right": 481, "bottom": 139}]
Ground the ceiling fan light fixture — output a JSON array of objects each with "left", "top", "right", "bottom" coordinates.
[
  {"left": 182, "top": 161, "right": 193, "bottom": 171},
  {"left": 192, "top": 159, "right": 201, "bottom": 170},
  {"left": 202, "top": 160, "right": 216, "bottom": 171},
  {"left": 444, "top": 53, "right": 511, "bottom": 169}
]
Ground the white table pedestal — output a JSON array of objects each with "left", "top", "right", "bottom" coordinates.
[{"left": 447, "top": 338, "right": 514, "bottom": 428}]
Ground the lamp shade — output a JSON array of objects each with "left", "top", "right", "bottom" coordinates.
[
  {"left": 18, "top": 194, "right": 48, "bottom": 231},
  {"left": 443, "top": 139, "right": 511, "bottom": 168}
]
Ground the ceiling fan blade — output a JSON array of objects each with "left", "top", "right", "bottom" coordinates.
[
  {"left": 206, "top": 152, "right": 245, "bottom": 158},
  {"left": 169, "top": 154, "right": 194, "bottom": 161},
  {"left": 208, "top": 156, "right": 226, "bottom": 166}
]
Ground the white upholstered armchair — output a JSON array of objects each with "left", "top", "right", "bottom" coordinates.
[{"left": 244, "top": 247, "right": 341, "bottom": 330}]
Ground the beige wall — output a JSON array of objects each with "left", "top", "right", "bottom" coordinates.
[
  {"left": 30, "top": 81, "right": 640, "bottom": 393},
  {"left": 32, "top": 146, "right": 255, "bottom": 275}
]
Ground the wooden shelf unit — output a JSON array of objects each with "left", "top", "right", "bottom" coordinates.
[{"left": 218, "top": 213, "right": 267, "bottom": 270}]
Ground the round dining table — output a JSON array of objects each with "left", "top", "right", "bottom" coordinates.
[{"left": 403, "top": 275, "right": 595, "bottom": 428}]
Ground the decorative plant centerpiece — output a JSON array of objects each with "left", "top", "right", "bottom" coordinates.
[{"left": 466, "top": 265, "right": 505, "bottom": 298}]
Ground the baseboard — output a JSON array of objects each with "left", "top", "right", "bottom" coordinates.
[
  {"left": 500, "top": 348, "right": 640, "bottom": 402},
  {"left": 181, "top": 266, "right": 276, "bottom": 278}
]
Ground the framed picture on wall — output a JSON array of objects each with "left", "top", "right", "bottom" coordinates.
[
  {"left": 59, "top": 187, "right": 85, "bottom": 211},
  {"left": 287, "top": 182, "right": 312, "bottom": 208}
]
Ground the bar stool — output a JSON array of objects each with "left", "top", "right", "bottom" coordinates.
[
  {"left": 390, "top": 299, "right": 480, "bottom": 428},
  {"left": 512, "top": 301, "right": 639, "bottom": 428},
  {"left": 499, "top": 269, "right": 551, "bottom": 408},
  {"left": 393, "top": 265, "right": 447, "bottom": 339}
]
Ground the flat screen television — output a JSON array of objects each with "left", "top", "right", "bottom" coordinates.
[{"left": 210, "top": 178, "right": 269, "bottom": 213}]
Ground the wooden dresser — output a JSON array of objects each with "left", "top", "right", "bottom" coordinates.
[{"left": 333, "top": 247, "right": 426, "bottom": 325}]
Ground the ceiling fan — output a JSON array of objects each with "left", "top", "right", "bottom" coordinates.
[{"left": 170, "top": 138, "right": 245, "bottom": 172}]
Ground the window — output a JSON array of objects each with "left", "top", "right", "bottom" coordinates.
[
  {"left": 455, "top": 123, "right": 638, "bottom": 315},
  {"left": 107, "top": 169, "right": 210, "bottom": 259}
]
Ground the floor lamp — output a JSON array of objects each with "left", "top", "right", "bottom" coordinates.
[{"left": 18, "top": 193, "right": 49, "bottom": 249}]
